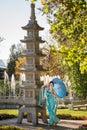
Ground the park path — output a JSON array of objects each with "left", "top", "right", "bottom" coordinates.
[{"left": 0, "top": 118, "right": 86, "bottom": 130}]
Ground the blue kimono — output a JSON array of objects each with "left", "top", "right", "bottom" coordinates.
[
  {"left": 38, "top": 86, "right": 60, "bottom": 125},
  {"left": 46, "top": 90, "right": 60, "bottom": 125}
]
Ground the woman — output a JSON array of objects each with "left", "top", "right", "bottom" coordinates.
[{"left": 46, "top": 81, "right": 60, "bottom": 126}]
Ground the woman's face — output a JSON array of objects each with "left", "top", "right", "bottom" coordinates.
[{"left": 50, "top": 83, "right": 54, "bottom": 88}]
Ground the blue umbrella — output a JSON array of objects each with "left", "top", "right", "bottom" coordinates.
[{"left": 52, "top": 78, "right": 66, "bottom": 98}]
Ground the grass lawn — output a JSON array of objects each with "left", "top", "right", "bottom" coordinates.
[
  {"left": 0, "top": 109, "right": 18, "bottom": 116},
  {"left": 57, "top": 109, "right": 87, "bottom": 117},
  {"left": 0, "top": 109, "right": 87, "bottom": 118}
]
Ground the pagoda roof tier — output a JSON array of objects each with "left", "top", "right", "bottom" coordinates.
[
  {"left": 18, "top": 66, "right": 46, "bottom": 72},
  {"left": 21, "top": 50, "right": 46, "bottom": 57},
  {"left": 19, "top": 69, "right": 46, "bottom": 73},
  {"left": 19, "top": 81, "right": 41, "bottom": 88},
  {"left": 21, "top": 53, "right": 46, "bottom": 57},
  {"left": 22, "top": 21, "right": 44, "bottom": 31},
  {"left": 22, "top": 4, "right": 44, "bottom": 31},
  {"left": 20, "top": 37, "right": 45, "bottom": 43},
  {"left": 20, "top": 82, "right": 37, "bottom": 88}
]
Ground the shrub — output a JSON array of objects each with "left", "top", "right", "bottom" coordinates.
[
  {"left": 0, "top": 126, "right": 24, "bottom": 130},
  {"left": 71, "top": 116, "right": 83, "bottom": 120},
  {"left": 58, "top": 114, "right": 71, "bottom": 119},
  {"left": 58, "top": 105, "right": 68, "bottom": 109},
  {"left": 74, "top": 128, "right": 87, "bottom": 130},
  {"left": 0, "top": 114, "right": 16, "bottom": 120}
]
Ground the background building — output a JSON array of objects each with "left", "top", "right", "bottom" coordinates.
[{"left": 0, "top": 59, "right": 6, "bottom": 79}]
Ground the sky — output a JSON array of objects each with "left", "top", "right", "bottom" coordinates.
[{"left": 0, "top": 0, "right": 50, "bottom": 64}]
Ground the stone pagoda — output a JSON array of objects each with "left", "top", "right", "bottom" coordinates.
[{"left": 17, "top": 3, "right": 47, "bottom": 125}]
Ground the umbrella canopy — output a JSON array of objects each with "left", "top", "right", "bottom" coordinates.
[{"left": 52, "top": 78, "right": 66, "bottom": 98}]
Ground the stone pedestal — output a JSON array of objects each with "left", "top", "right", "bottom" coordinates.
[
  {"left": 17, "top": 104, "right": 47, "bottom": 125},
  {"left": 17, "top": 106, "right": 38, "bottom": 125}
]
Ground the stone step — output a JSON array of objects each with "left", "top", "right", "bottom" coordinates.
[{"left": 0, "top": 118, "right": 86, "bottom": 130}]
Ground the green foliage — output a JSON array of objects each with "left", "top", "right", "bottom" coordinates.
[
  {"left": 68, "top": 64, "right": 87, "bottom": 99},
  {"left": 0, "top": 80, "right": 4, "bottom": 95},
  {"left": 48, "top": 0, "right": 87, "bottom": 74}
]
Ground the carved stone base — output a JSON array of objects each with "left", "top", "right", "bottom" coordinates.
[{"left": 17, "top": 105, "right": 47, "bottom": 125}]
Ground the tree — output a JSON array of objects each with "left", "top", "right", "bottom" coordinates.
[
  {"left": 68, "top": 63, "right": 87, "bottom": 99},
  {"left": 15, "top": 57, "right": 26, "bottom": 78},
  {"left": 42, "top": 0, "right": 87, "bottom": 73},
  {"left": 7, "top": 44, "right": 23, "bottom": 79},
  {"left": 41, "top": 43, "right": 66, "bottom": 79},
  {"left": 41, "top": 0, "right": 87, "bottom": 98}
]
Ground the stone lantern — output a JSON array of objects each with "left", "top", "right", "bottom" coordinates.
[{"left": 17, "top": 3, "right": 47, "bottom": 125}]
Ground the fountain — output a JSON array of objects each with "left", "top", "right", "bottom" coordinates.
[
  {"left": 19, "top": 72, "right": 26, "bottom": 86},
  {"left": 4, "top": 71, "right": 9, "bottom": 96},
  {"left": 11, "top": 74, "right": 15, "bottom": 97}
]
